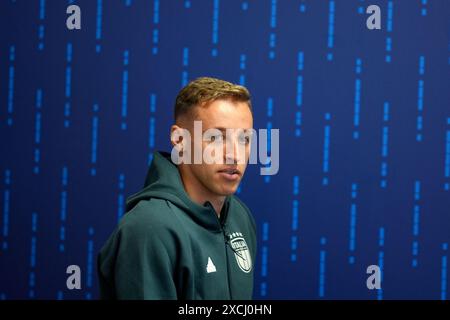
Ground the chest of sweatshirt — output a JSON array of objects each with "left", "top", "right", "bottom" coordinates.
[{"left": 166, "top": 201, "right": 256, "bottom": 300}]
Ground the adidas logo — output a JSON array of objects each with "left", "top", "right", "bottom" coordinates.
[{"left": 206, "top": 257, "right": 216, "bottom": 273}]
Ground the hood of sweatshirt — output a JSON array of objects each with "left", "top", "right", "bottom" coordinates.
[{"left": 125, "top": 151, "right": 231, "bottom": 232}]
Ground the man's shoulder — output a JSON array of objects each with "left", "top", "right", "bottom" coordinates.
[
  {"left": 98, "top": 198, "right": 182, "bottom": 276},
  {"left": 118, "top": 198, "right": 182, "bottom": 238}
]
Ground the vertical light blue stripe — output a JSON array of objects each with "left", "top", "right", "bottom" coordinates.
[
  {"left": 322, "top": 113, "right": 331, "bottom": 185},
  {"left": 211, "top": 0, "right": 220, "bottom": 56},
  {"left": 441, "top": 243, "right": 448, "bottom": 300},
  {"left": 291, "top": 175, "right": 300, "bottom": 262},
  {"left": 59, "top": 166, "right": 68, "bottom": 252},
  {"left": 377, "top": 227, "right": 385, "bottom": 300},
  {"left": 260, "top": 222, "right": 269, "bottom": 297},
  {"left": 444, "top": 119, "right": 450, "bottom": 190},
  {"left": 2, "top": 170, "right": 11, "bottom": 250},
  {"left": 318, "top": 237, "right": 327, "bottom": 297},
  {"left": 348, "top": 183, "right": 358, "bottom": 263},
  {"left": 96, "top": 0, "right": 103, "bottom": 53},
  {"left": 380, "top": 102, "right": 389, "bottom": 188},
  {"left": 421, "top": 0, "right": 427, "bottom": 16},
  {"left": 28, "top": 212, "right": 38, "bottom": 298},
  {"left": 268, "top": 0, "right": 277, "bottom": 59},
  {"left": 7, "top": 45, "right": 15, "bottom": 126},
  {"left": 117, "top": 174, "right": 125, "bottom": 223},
  {"left": 416, "top": 56, "right": 425, "bottom": 141},
  {"left": 181, "top": 47, "right": 189, "bottom": 87},
  {"left": 385, "top": 1, "right": 393, "bottom": 62},
  {"left": 91, "top": 104, "right": 99, "bottom": 176},
  {"left": 64, "top": 43, "right": 72, "bottom": 127},
  {"left": 121, "top": 50, "right": 129, "bottom": 130},
  {"left": 264, "top": 98, "right": 274, "bottom": 184},
  {"left": 85, "top": 227, "right": 94, "bottom": 299},
  {"left": 353, "top": 58, "right": 362, "bottom": 139},
  {"left": 152, "top": 0, "right": 160, "bottom": 54},
  {"left": 295, "top": 51, "right": 304, "bottom": 137},
  {"left": 38, "top": 0, "right": 46, "bottom": 50},
  {"left": 33, "top": 89, "right": 43, "bottom": 175},
  {"left": 239, "top": 54, "right": 247, "bottom": 85},
  {"left": 299, "top": 0, "right": 306, "bottom": 13},
  {"left": 411, "top": 181, "right": 421, "bottom": 267},
  {"left": 326, "top": 1, "right": 335, "bottom": 61},
  {"left": 148, "top": 93, "right": 157, "bottom": 165}
]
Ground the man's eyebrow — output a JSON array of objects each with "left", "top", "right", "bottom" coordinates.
[
  {"left": 202, "top": 127, "right": 227, "bottom": 133},
  {"left": 203, "top": 127, "right": 252, "bottom": 132}
]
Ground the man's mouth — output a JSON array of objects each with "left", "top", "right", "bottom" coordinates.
[{"left": 217, "top": 168, "right": 241, "bottom": 181}]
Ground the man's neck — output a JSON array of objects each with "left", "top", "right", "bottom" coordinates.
[{"left": 178, "top": 166, "right": 225, "bottom": 217}]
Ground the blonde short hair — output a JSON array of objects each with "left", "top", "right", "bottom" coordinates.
[{"left": 174, "top": 77, "right": 252, "bottom": 122}]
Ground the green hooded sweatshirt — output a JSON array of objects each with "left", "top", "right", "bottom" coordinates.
[{"left": 97, "top": 151, "right": 257, "bottom": 300}]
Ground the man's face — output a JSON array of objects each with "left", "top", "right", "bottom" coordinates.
[{"left": 178, "top": 99, "right": 253, "bottom": 196}]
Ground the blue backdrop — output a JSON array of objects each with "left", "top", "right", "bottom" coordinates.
[{"left": 0, "top": 0, "right": 449, "bottom": 300}]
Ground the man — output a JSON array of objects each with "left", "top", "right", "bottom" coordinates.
[{"left": 97, "top": 77, "right": 257, "bottom": 299}]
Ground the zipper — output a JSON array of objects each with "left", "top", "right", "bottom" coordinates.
[
  {"left": 207, "top": 200, "right": 234, "bottom": 299},
  {"left": 221, "top": 225, "right": 232, "bottom": 299}
]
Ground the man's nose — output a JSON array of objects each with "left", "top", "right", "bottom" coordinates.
[{"left": 224, "top": 136, "right": 243, "bottom": 164}]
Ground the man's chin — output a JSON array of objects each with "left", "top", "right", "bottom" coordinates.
[{"left": 217, "top": 185, "right": 239, "bottom": 196}]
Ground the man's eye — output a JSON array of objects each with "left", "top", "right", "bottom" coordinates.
[
  {"left": 238, "top": 135, "right": 250, "bottom": 144},
  {"left": 211, "top": 134, "right": 223, "bottom": 142}
]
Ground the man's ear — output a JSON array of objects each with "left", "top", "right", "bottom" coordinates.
[
  {"left": 170, "top": 124, "right": 192, "bottom": 164},
  {"left": 170, "top": 124, "right": 183, "bottom": 147}
]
